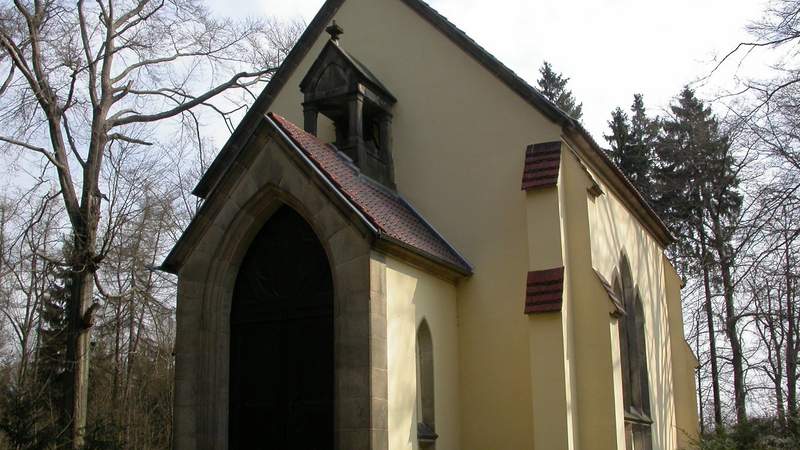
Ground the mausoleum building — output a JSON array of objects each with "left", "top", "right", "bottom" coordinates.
[{"left": 163, "top": 0, "right": 700, "bottom": 448}]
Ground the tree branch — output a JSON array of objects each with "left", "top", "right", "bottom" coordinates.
[
  {"left": 0, "top": 136, "right": 65, "bottom": 170},
  {"left": 111, "top": 67, "right": 276, "bottom": 126},
  {"left": 108, "top": 133, "right": 152, "bottom": 146}
]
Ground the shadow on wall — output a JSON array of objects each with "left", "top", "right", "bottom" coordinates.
[
  {"left": 385, "top": 262, "right": 420, "bottom": 450},
  {"left": 386, "top": 255, "right": 460, "bottom": 450},
  {"left": 591, "top": 193, "right": 677, "bottom": 449}
]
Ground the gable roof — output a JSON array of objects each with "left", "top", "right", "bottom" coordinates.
[
  {"left": 299, "top": 40, "right": 396, "bottom": 102},
  {"left": 267, "top": 113, "right": 472, "bottom": 275},
  {"left": 191, "top": 0, "right": 674, "bottom": 247},
  {"left": 161, "top": 111, "right": 472, "bottom": 277}
]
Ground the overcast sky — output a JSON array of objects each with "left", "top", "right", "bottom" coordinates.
[{"left": 207, "top": 0, "right": 768, "bottom": 142}]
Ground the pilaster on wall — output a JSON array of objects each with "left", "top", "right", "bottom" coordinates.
[
  {"left": 522, "top": 141, "right": 579, "bottom": 450},
  {"left": 369, "top": 254, "right": 389, "bottom": 450},
  {"left": 664, "top": 256, "right": 700, "bottom": 448},
  {"left": 559, "top": 144, "right": 626, "bottom": 450}
]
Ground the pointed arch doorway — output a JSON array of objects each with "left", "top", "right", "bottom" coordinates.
[{"left": 229, "top": 205, "right": 334, "bottom": 449}]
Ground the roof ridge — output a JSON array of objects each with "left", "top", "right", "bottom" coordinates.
[
  {"left": 399, "top": 0, "right": 576, "bottom": 126},
  {"left": 268, "top": 113, "right": 398, "bottom": 202},
  {"left": 267, "top": 112, "right": 387, "bottom": 235},
  {"left": 194, "top": 0, "right": 673, "bottom": 247},
  {"left": 266, "top": 112, "right": 472, "bottom": 276}
]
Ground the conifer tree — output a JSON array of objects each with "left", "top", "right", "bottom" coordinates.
[
  {"left": 604, "top": 94, "right": 660, "bottom": 203},
  {"left": 655, "top": 87, "right": 745, "bottom": 429},
  {"left": 605, "top": 107, "right": 631, "bottom": 167},
  {"left": 537, "top": 61, "right": 584, "bottom": 121},
  {"left": 628, "top": 94, "right": 660, "bottom": 198},
  {"left": 0, "top": 267, "right": 71, "bottom": 448},
  {"left": 37, "top": 268, "right": 71, "bottom": 421}
]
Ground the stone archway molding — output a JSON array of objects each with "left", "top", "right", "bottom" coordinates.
[{"left": 168, "top": 123, "right": 388, "bottom": 450}]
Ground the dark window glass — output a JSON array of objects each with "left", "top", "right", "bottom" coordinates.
[{"left": 616, "top": 255, "right": 652, "bottom": 450}]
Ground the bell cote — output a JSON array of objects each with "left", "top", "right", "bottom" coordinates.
[{"left": 299, "top": 22, "right": 397, "bottom": 188}]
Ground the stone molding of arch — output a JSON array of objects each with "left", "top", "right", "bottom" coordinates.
[
  {"left": 614, "top": 253, "right": 654, "bottom": 425},
  {"left": 594, "top": 269, "right": 626, "bottom": 317},
  {"left": 416, "top": 320, "right": 435, "bottom": 430},
  {"left": 170, "top": 124, "right": 388, "bottom": 449}
]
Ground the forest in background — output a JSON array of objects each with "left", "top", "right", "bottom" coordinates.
[
  {"left": 0, "top": 0, "right": 797, "bottom": 449},
  {"left": 0, "top": 0, "right": 302, "bottom": 447},
  {"left": 563, "top": 1, "right": 797, "bottom": 447}
]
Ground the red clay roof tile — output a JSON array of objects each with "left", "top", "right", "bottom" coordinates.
[
  {"left": 524, "top": 266, "right": 564, "bottom": 314},
  {"left": 268, "top": 112, "right": 471, "bottom": 275},
  {"left": 521, "top": 141, "right": 561, "bottom": 190}
]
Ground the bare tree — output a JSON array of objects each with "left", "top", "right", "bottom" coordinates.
[
  {"left": 0, "top": 189, "right": 63, "bottom": 386},
  {"left": 711, "top": 0, "right": 800, "bottom": 118},
  {"left": 742, "top": 187, "right": 800, "bottom": 433},
  {"left": 0, "top": 0, "right": 300, "bottom": 445},
  {"left": 90, "top": 142, "right": 181, "bottom": 447}
]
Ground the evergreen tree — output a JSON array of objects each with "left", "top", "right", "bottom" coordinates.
[
  {"left": 655, "top": 87, "right": 745, "bottom": 429},
  {"left": 537, "top": 61, "right": 583, "bottom": 121},
  {"left": 628, "top": 94, "right": 660, "bottom": 197},
  {"left": 604, "top": 94, "right": 660, "bottom": 203},
  {"left": 37, "top": 267, "right": 71, "bottom": 421},
  {"left": 0, "top": 269, "right": 70, "bottom": 448},
  {"left": 655, "top": 87, "right": 741, "bottom": 253},
  {"left": 0, "top": 384, "right": 47, "bottom": 450},
  {"left": 605, "top": 107, "right": 631, "bottom": 165},
  {"left": 37, "top": 267, "right": 72, "bottom": 447}
]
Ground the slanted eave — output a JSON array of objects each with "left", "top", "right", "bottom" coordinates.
[
  {"left": 191, "top": 0, "right": 674, "bottom": 249},
  {"left": 162, "top": 112, "right": 472, "bottom": 281},
  {"left": 268, "top": 113, "right": 472, "bottom": 278}
]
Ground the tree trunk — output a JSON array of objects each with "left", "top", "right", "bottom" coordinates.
[
  {"left": 765, "top": 281, "right": 786, "bottom": 429},
  {"left": 785, "top": 233, "right": 798, "bottom": 434},
  {"left": 776, "top": 373, "right": 787, "bottom": 429},
  {"left": 700, "top": 231, "right": 723, "bottom": 430},
  {"left": 705, "top": 199, "right": 748, "bottom": 426},
  {"left": 65, "top": 225, "right": 98, "bottom": 448},
  {"left": 66, "top": 271, "right": 93, "bottom": 447},
  {"left": 696, "top": 315, "right": 706, "bottom": 435},
  {"left": 717, "top": 250, "right": 747, "bottom": 424}
]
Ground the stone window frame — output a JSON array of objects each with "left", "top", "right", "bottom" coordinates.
[
  {"left": 416, "top": 319, "right": 437, "bottom": 448},
  {"left": 613, "top": 254, "right": 653, "bottom": 450}
]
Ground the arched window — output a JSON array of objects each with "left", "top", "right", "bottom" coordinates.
[
  {"left": 416, "top": 320, "right": 437, "bottom": 448},
  {"left": 615, "top": 255, "right": 652, "bottom": 450}
]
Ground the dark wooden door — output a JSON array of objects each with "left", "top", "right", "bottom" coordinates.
[{"left": 229, "top": 206, "right": 334, "bottom": 450}]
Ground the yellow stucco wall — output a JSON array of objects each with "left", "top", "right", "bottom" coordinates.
[
  {"left": 664, "top": 257, "right": 700, "bottom": 448},
  {"left": 263, "top": 0, "right": 697, "bottom": 448},
  {"left": 573, "top": 139, "right": 686, "bottom": 450},
  {"left": 559, "top": 148, "right": 624, "bottom": 450},
  {"left": 524, "top": 167, "right": 580, "bottom": 450},
  {"left": 384, "top": 254, "right": 460, "bottom": 450},
  {"left": 268, "top": 0, "right": 560, "bottom": 448}
]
